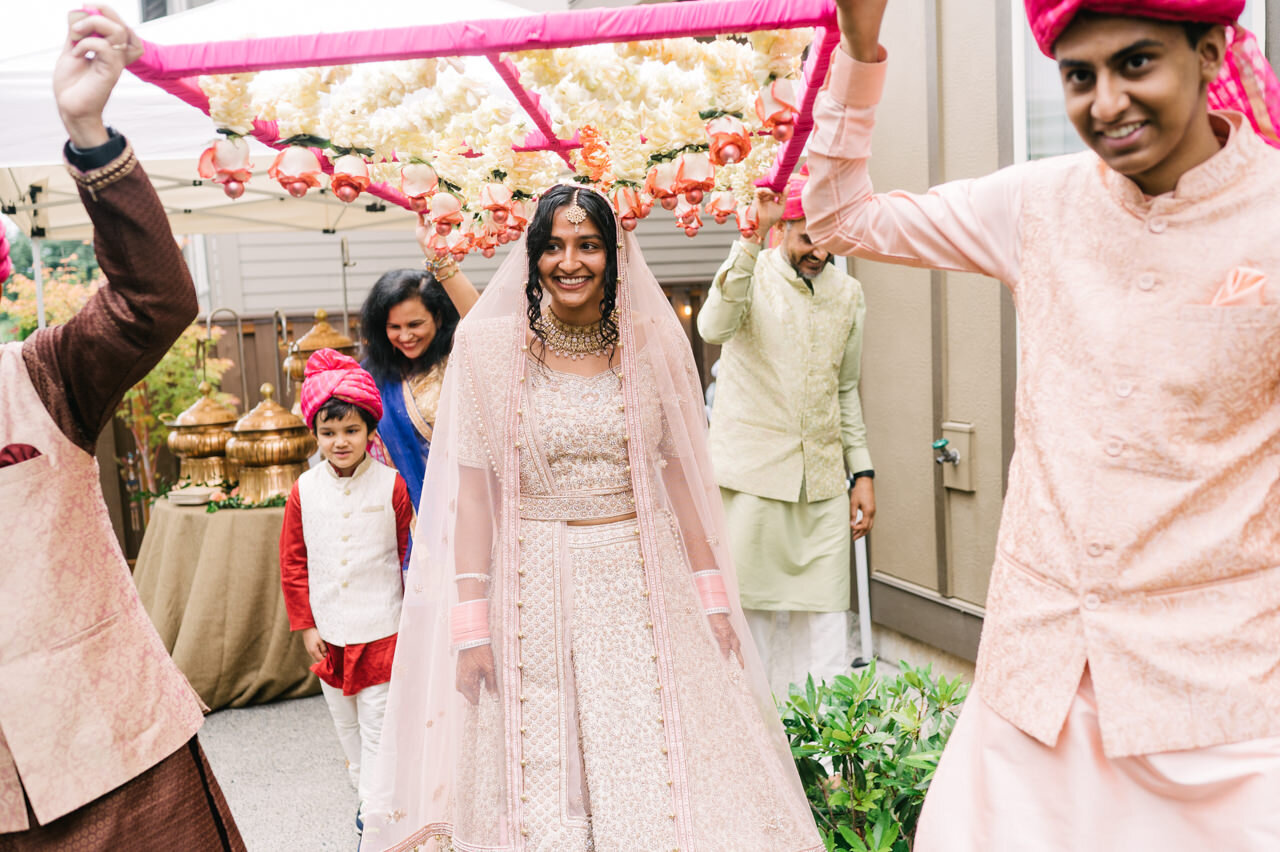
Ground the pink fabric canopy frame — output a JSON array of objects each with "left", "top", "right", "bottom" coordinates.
[{"left": 127, "top": 0, "right": 841, "bottom": 212}]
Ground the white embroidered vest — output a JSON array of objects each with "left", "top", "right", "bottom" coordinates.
[
  {"left": 297, "top": 457, "right": 403, "bottom": 645},
  {"left": 0, "top": 342, "right": 203, "bottom": 831}
]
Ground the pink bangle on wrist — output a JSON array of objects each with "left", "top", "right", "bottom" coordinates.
[
  {"left": 692, "top": 570, "right": 730, "bottom": 615},
  {"left": 450, "top": 599, "right": 490, "bottom": 650}
]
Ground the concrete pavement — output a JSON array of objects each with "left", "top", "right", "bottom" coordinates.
[{"left": 200, "top": 695, "right": 359, "bottom": 852}]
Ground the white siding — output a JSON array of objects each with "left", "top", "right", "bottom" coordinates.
[{"left": 206, "top": 213, "right": 742, "bottom": 317}]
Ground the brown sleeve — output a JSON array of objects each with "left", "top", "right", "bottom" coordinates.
[{"left": 21, "top": 142, "right": 198, "bottom": 454}]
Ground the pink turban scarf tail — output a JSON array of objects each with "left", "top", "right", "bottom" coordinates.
[
  {"left": 1025, "top": 0, "right": 1280, "bottom": 147},
  {"left": 299, "top": 348, "right": 384, "bottom": 429},
  {"left": 781, "top": 162, "right": 810, "bottom": 221}
]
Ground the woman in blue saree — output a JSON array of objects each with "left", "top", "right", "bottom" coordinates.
[{"left": 361, "top": 216, "right": 479, "bottom": 511}]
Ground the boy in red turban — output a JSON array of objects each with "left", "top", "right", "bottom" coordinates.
[
  {"left": 804, "top": 1, "right": 1280, "bottom": 849},
  {"left": 281, "top": 349, "right": 413, "bottom": 835}
]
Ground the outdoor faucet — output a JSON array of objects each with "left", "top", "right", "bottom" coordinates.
[{"left": 933, "top": 438, "right": 960, "bottom": 466}]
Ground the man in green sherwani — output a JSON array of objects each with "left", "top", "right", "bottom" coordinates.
[{"left": 699, "top": 167, "right": 875, "bottom": 694}]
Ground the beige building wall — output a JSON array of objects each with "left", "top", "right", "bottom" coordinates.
[{"left": 848, "top": 0, "right": 1014, "bottom": 659}]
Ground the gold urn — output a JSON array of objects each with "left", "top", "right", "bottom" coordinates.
[
  {"left": 165, "top": 381, "right": 238, "bottom": 487},
  {"left": 282, "top": 309, "right": 357, "bottom": 416},
  {"left": 225, "top": 383, "right": 316, "bottom": 503}
]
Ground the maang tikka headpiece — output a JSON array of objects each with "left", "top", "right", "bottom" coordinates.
[{"left": 565, "top": 189, "right": 587, "bottom": 233}]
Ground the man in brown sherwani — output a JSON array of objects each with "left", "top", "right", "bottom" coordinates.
[{"left": 0, "top": 8, "right": 244, "bottom": 849}]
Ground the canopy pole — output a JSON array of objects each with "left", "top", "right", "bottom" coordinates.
[
  {"left": 488, "top": 55, "right": 578, "bottom": 170},
  {"left": 31, "top": 237, "right": 46, "bottom": 329},
  {"left": 339, "top": 237, "right": 354, "bottom": 335}
]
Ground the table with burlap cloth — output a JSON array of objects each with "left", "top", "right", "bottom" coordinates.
[{"left": 133, "top": 500, "right": 319, "bottom": 709}]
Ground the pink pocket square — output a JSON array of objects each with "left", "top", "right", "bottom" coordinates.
[{"left": 1210, "top": 266, "right": 1268, "bottom": 306}]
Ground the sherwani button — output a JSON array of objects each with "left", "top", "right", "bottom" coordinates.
[
  {"left": 1087, "top": 542, "right": 1104, "bottom": 558},
  {"left": 1148, "top": 218, "right": 1167, "bottom": 234},
  {"left": 343, "top": 512, "right": 351, "bottom": 518},
  {"left": 1083, "top": 593, "right": 1101, "bottom": 610},
  {"left": 1115, "top": 381, "right": 1134, "bottom": 398},
  {"left": 1105, "top": 440, "right": 1124, "bottom": 457},
  {"left": 1137, "top": 273, "right": 1157, "bottom": 291},
  {"left": 344, "top": 489, "right": 351, "bottom": 496}
]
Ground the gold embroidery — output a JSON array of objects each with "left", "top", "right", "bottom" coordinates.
[{"left": 403, "top": 359, "right": 446, "bottom": 442}]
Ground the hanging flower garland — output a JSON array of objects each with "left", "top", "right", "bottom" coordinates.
[{"left": 192, "top": 28, "right": 811, "bottom": 246}]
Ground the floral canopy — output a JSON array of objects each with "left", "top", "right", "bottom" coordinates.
[{"left": 128, "top": 0, "right": 840, "bottom": 258}]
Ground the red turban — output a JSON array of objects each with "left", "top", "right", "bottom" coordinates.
[
  {"left": 1025, "top": 1, "right": 1280, "bottom": 148},
  {"left": 300, "top": 348, "right": 383, "bottom": 429},
  {"left": 782, "top": 162, "right": 810, "bottom": 221}
]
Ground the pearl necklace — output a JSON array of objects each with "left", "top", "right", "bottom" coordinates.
[{"left": 535, "top": 308, "right": 609, "bottom": 360}]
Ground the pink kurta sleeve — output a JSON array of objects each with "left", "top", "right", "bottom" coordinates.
[{"left": 804, "top": 49, "right": 1025, "bottom": 286}]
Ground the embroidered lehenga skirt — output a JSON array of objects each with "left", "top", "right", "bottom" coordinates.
[{"left": 444, "top": 364, "right": 818, "bottom": 851}]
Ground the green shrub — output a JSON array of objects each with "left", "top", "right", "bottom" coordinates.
[{"left": 779, "top": 660, "right": 968, "bottom": 852}]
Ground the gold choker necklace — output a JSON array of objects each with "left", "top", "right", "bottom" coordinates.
[{"left": 535, "top": 308, "right": 608, "bottom": 360}]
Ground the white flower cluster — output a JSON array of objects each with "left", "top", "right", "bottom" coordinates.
[
  {"left": 194, "top": 27, "right": 811, "bottom": 216},
  {"left": 199, "top": 73, "right": 257, "bottom": 137}
]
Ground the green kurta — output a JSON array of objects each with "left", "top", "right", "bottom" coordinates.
[
  {"left": 721, "top": 486, "right": 851, "bottom": 612},
  {"left": 699, "top": 241, "right": 870, "bottom": 611}
]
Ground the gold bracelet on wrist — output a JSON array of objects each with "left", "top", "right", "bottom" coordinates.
[{"left": 422, "top": 255, "right": 461, "bottom": 281}]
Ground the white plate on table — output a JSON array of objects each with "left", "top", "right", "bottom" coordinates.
[{"left": 167, "top": 486, "right": 216, "bottom": 506}]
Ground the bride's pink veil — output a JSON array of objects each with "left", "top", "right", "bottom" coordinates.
[{"left": 361, "top": 185, "right": 814, "bottom": 851}]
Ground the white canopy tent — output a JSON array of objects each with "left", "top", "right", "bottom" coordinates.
[{"left": 0, "top": 0, "right": 536, "bottom": 240}]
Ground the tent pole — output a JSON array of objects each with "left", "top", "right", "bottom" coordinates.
[
  {"left": 339, "top": 237, "right": 353, "bottom": 336},
  {"left": 31, "top": 237, "right": 46, "bottom": 329}
]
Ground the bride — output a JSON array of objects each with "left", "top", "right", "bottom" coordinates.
[{"left": 362, "top": 184, "right": 821, "bottom": 852}]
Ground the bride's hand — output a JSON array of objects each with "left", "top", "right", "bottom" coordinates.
[
  {"left": 456, "top": 644, "right": 497, "bottom": 704},
  {"left": 707, "top": 613, "right": 744, "bottom": 668}
]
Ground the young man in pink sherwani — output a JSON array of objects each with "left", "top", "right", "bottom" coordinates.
[{"left": 804, "top": 1, "right": 1280, "bottom": 849}]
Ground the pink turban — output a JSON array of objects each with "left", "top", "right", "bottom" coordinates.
[
  {"left": 1025, "top": 1, "right": 1243, "bottom": 56},
  {"left": 300, "top": 348, "right": 383, "bottom": 429},
  {"left": 0, "top": 228, "right": 11, "bottom": 282},
  {"left": 1025, "top": 1, "right": 1280, "bottom": 147},
  {"left": 782, "top": 163, "right": 810, "bottom": 221}
]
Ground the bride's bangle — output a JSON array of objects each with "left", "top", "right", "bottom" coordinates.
[
  {"left": 450, "top": 599, "right": 490, "bottom": 650},
  {"left": 692, "top": 569, "right": 731, "bottom": 615}
]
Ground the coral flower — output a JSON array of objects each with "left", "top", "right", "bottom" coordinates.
[
  {"left": 330, "top": 154, "right": 370, "bottom": 204},
  {"left": 736, "top": 202, "right": 760, "bottom": 240},
  {"left": 268, "top": 147, "right": 325, "bottom": 198},
  {"left": 672, "top": 151, "right": 715, "bottom": 205},
  {"left": 445, "top": 228, "right": 472, "bottom": 260},
  {"left": 705, "top": 116, "right": 753, "bottom": 167},
  {"left": 507, "top": 198, "right": 530, "bottom": 234},
  {"left": 400, "top": 163, "right": 439, "bottom": 213},
  {"left": 578, "top": 124, "right": 615, "bottom": 185},
  {"left": 755, "top": 79, "right": 799, "bottom": 142},
  {"left": 644, "top": 161, "right": 681, "bottom": 210},
  {"left": 674, "top": 197, "right": 702, "bottom": 237},
  {"left": 197, "top": 136, "right": 254, "bottom": 199},
  {"left": 612, "top": 186, "right": 650, "bottom": 232},
  {"left": 478, "top": 183, "right": 514, "bottom": 225},
  {"left": 428, "top": 193, "right": 465, "bottom": 236},
  {"left": 706, "top": 191, "right": 737, "bottom": 225}
]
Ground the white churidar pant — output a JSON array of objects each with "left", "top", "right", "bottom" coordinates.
[
  {"left": 320, "top": 680, "right": 390, "bottom": 807},
  {"left": 744, "top": 608, "right": 850, "bottom": 697}
]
